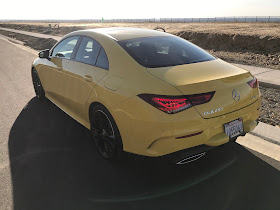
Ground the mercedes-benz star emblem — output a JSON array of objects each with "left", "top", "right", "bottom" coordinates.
[{"left": 232, "top": 89, "right": 240, "bottom": 102}]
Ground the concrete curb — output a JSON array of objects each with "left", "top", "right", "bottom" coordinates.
[
  {"left": 0, "top": 27, "right": 279, "bottom": 91},
  {"left": 258, "top": 81, "right": 280, "bottom": 90},
  {"left": 249, "top": 122, "right": 280, "bottom": 146},
  {"left": 233, "top": 63, "right": 280, "bottom": 90},
  {"left": 0, "top": 28, "right": 279, "bottom": 161},
  {"left": 237, "top": 122, "right": 280, "bottom": 161},
  {"left": 1, "top": 27, "right": 280, "bottom": 140},
  {"left": 237, "top": 134, "right": 280, "bottom": 161}
]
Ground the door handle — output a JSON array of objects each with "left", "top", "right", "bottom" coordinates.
[{"left": 83, "top": 75, "right": 93, "bottom": 82}]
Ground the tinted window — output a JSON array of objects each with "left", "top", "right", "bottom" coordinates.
[
  {"left": 118, "top": 36, "right": 215, "bottom": 68},
  {"left": 75, "top": 37, "right": 101, "bottom": 65},
  {"left": 96, "top": 48, "right": 109, "bottom": 70},
  {"left": 52, "top": 36, "right": 79, "bottom": 59}
]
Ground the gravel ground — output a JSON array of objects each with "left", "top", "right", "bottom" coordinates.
[
  {"left": 208, "top": 50, "right": 280, "bottom": 70},
  {"left": 259, "top": 86, "right": 280, "bottom": 126},
  {"left": 0, "top": 27, "right": 279, "bottom": 126},
  {"left": 1, "top": 23, "right": 279, "bottom": 70}
]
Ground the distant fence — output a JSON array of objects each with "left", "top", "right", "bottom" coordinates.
[{"left": 1, "top": 16, "right": 280, "bottom": 23}]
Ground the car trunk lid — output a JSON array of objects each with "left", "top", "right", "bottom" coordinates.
[{"left": 147, "top": 59, "right": 258, "bottom": 118}]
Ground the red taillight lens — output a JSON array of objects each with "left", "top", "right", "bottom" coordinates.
[
  {"left": 138, "top": 92, "right": 215, "bottom": 114},
  {"left": 152, "top": 97, "right": 191, "bottom": 113},
  {"left": 247, "top": 78, "right": 258, "bottom": 88},
  {"left": 188, "top": 92, "right": 214, "bottom": 106}
]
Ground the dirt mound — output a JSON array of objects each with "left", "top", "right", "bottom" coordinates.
[
  {"left": 175, "top": 31, "right": 280, "bottom": 55},
  {"left": 58, "top": 26, "right": 84, "bottom": 34},
  {"left": 0, "top": 29, "right": 57, "bottom": 50},
  {"left": 208, "top": 50, "right": 280, "bottom": 70},
  {"left": 1, "top": 23, "right": 280, "bottom": 55},
  {"left": 24, "top": 38, "right": 57, "bottom": 50},
  {"left": 174, "top": 31, "right": 280, "bottom": 69},
  {"left": 0, "top": 23, "right": 84, "bottom": 36},
  {"left": 0, "top": 23, "right": 279, "bottom": 69},
  {"left": 0, "top": 25, "right": 279, "bottom": 126}
]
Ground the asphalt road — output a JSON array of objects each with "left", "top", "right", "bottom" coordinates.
[{"left": 1, "top": 37, "right": 280, "bottom": 210}]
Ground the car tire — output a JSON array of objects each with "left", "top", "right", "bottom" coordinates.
[
  {"left": 90, "top": 104, "right": 124, "bottom": 160},
  {"left": 31, "top": 68, "right": 45, "bottom": 100}
]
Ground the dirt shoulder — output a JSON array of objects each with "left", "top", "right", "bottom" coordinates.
[
  {"left": 0, "top": 29, "right": 57, "bottom": 50},
  {"left": 2, "top": 22, "right": 280, "bottom": 38},
  {"left": 1, "top": 22, "right": 279, "bottom": 70},
  {"left": 209, "top": 50, "right": 280, "bottom": 70},
  {"left": 0, "top": 26, "right": 278, "bottom": 126}
]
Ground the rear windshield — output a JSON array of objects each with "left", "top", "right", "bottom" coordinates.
[{"left": 118, "top": 36, "right": 215, "bottom": 68}]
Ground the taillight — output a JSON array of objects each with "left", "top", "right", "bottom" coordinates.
[
  {"left": 152, "top": 97, "right": 191, "bottom": 113},
  {"left": 247, "top": 78, "right": 258, "bottom": 88},
  {"left": 138, "top": 92, "right": 215, "bottom": 114},
  {"left": 187, "top": 92, "right": 214, "bottom": 106}
]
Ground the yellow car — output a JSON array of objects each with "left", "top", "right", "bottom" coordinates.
[{"left": 32, "top": 28, "right": 260, "bottom": 163}]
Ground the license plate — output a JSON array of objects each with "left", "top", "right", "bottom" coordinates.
[{"left": 224, "top": 118, "right": 244, "bottom": 139}]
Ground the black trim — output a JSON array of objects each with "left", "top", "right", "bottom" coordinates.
[
  {"left": 50, "top": 35, "right": 80, "bottom": 57},
  {"left": 73, "top": 36, "right": 101, "bottom": 66},
  {"left": 95, "top": 47, "right": 102, "bottom": 65},
  {"left": 95, "top": 48, "right": 109, "bottom": 70},
  {"left": 49, "top": 35, "right": 109, "bottom": 71},
  {"left": 71, "top": 36, "right": 83, "bottom": 59},
  {"left": 72, "top": 35, "right": 109, "bottom": 70}
]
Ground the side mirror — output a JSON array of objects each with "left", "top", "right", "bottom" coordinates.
[{"left": 38, "top": 49, "right": 50, "bottom": 59}]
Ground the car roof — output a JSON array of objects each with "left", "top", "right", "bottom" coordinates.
[{"left": 84, "top": 27, "right": 172, "bottom": 41}]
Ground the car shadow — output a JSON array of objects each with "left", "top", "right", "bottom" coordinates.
[{"left": 8, "top": 98, "right": 280, "bottom": 210}]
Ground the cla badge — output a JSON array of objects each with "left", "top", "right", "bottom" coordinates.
[
  {"left": 232, "top": 89, "right": 240, "bottom": 102},
  {"left": 204, "top": 107, "right": 223, "bottom": 116}
]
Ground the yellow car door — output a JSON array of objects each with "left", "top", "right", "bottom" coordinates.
[
  {"left": 38, "top": 36, "right": 80, "bottom": 105},
  {"left": 61, "top": 36, "right": 109, "bottom": 123}
]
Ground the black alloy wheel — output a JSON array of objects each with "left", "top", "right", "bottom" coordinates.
[
  {"left": 90, "top": 106, "right": 123, "bottom": 160},
  {"left": 31, "top": 68, "right": 45, "bottom": 99}
]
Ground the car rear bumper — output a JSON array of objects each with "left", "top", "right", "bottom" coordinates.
[{"left": 110, "top": 96, "right": 261, "bottom": 157}]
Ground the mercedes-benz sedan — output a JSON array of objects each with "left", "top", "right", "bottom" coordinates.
[{"left": 32, "top": 28, "right": 260, "bottom": 163}]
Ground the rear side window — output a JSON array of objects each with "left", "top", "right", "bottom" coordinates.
[
  {"left": 52, "top": 36, "right": 79, "bottom": 59},
  {"left": 75, "top": 37, "right": 101, "bottom": 65},
  {"left": 96, "top": 48, "right": 109, "bottom": 70},
  {"left": 118, "top": 36, "right": 215, "bottom": 68}
]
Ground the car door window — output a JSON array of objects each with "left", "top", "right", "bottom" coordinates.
[
  {"left": 51, "top": 36, "right": 79, "bottom": 59},
  {"left": 96, "top": 48, "right": 109, "bottom": 70},
  {"left": 75, "top": 37, "right": 101, "bottom": 65}
]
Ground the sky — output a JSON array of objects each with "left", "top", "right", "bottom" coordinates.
[{"left": 1, "top": 0, "right": 280, "bottom": 20}]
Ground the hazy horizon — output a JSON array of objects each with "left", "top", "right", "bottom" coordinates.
[
  {"left": 1, "top": 16, "right": 280, "bottom": 21},
  {"left": 1, "top": 0, "right": 280, "bottom": 20}
]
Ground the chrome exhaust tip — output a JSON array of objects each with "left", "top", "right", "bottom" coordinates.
[{"left": 176, "top": 152, "right": 206, "bottom": 165}]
